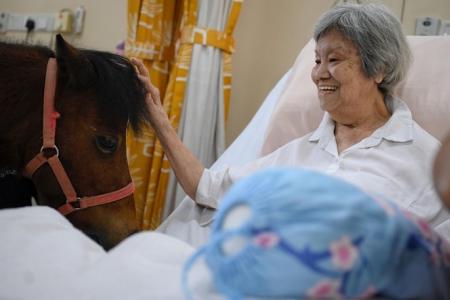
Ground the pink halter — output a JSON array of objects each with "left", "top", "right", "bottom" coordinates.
[{"left": 23, "top": 58, "right": 134, "bottom": 216}]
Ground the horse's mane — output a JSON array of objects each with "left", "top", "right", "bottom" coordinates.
[
  {"left": 0, "top": 41, "right": 149, "bottom": 134},
  {"left": 0, "top": 42, "right": 54, "bottom": 61},
  {"left": 78, "top": 49, "right": 149, "bottom": 133}
]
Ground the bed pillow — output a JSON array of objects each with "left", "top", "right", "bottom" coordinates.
[{"left": 261, "top": 36, "right": 450, "bottom": 155}]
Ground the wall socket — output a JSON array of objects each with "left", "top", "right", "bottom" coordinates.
[
  {"left": 0, "top": 12, "right": 55, "bottom": 32},
  {"left": 0, "top": 10, "right": 79, "bottom": 33},
  {"left": 0, "top": 12, "right": 9, "bottom": 33}
]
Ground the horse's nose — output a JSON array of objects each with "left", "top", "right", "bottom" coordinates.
[
  {"left": 88, "top": 233, "right": 114, "bottom": 250},
  {"left": 86, "top": 232, "right": 102, "bottom": 246},
  {"left": 127, "top": 229, "right": 139, "bottom": 237},
  {"left": 87, "top": 229, "right": 139, "bottom": 250}
]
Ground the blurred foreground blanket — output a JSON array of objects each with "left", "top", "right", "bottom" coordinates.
[
  {"left": 183, "top": 168, "right": 450, "bottom": 300},
  {"left": 0, "top": 206, "right": 221, "bottom": 300}
]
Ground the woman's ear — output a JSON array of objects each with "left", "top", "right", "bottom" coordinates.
[
  {"left": 55, "top": 34, "right": 95, "bottom": 88},
  {"left": 433, "top": 133, "right": 450, "bottom": 209}
]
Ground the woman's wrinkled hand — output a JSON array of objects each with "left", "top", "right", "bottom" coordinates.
[{"left": 131, "top": 57, "right": 170, "bottom": 131}]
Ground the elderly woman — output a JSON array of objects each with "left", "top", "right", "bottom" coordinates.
[{"left": 132, "top": 3, "right": 450, "bottom": 239}]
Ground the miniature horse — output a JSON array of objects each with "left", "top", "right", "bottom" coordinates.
[{"left": 0, "top": 35, "right": 150, "bottom": 249}]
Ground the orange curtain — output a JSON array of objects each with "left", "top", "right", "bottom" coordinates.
[
  {"left": 126, "top": 0, "right": 242, "bottom": 230},
  {"left": 126, "top": 0, "right": 181, "bottom": 229}
]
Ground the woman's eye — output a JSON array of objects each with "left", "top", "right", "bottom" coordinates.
[
  {"left": 95, "top": 135, "right": 118, "bottom": 154},
  {"left": 329, "top": 58, "right": 338, "bottom": 62},
  {"left": 315, "top": 59, "right": 321, "bottom": 64}
]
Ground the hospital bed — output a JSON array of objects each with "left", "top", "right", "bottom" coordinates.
[
  {"left": 1, "top": 35, "right": 449, "bottom": 300},
  {"left": 158, "top": 35, "right": 450, "bottom": 247}
]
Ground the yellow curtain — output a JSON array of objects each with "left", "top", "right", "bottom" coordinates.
[
  {"left": 126, "top": 0, "right": 242, "bottom": 230},
  {"left": 126, "top": 0, "right": 180, "bottom": 230}
]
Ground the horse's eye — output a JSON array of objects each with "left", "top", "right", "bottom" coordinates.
[{"left": 95, "top": 135, "right": 118, "bottom": 154}]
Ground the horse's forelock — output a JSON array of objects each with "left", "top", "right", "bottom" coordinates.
[{"left": 79, "top": 50, "right": 150, "bottom": 134}]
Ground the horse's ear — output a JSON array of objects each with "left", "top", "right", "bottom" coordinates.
[
  {"left": 55, "top": 34, "right": 95, "bottom": 87},
  {"left": 55, "top": 34, "right": 79, "bottom": 61}
]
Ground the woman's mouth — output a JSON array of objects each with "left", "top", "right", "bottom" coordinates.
[{"left": 318, "top": 85, "right": 338, "bottom": 95}]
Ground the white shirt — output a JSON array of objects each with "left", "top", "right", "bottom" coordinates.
[{"left": 196, "top": 97, "right": 450, "bottom": 240}]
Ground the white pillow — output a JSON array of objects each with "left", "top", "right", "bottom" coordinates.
[{"left": 262, "top": 36, "right": 450, "bottom": 155}]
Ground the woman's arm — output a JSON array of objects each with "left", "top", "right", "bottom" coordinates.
[{"left": 131, "top": 58, "right": 204, "bottom": 201}]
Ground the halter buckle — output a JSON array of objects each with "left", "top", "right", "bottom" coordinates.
[
  {"left": 69, "top": 197, "right": 82, "bottom": 210},
  {"left": 40, "top": 145, "right": 60, "bottom": 158}
]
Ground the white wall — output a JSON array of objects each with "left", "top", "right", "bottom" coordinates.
[{"left": 0, "top": 0, "right": 127, "bottom": 51}]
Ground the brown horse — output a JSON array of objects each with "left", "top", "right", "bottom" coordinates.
[{"left": 0, "top": 35, "right": 150, "bottom": 250}]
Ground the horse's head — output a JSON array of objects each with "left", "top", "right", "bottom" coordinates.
[
  {"left": 20, "top": 36, "right": 149, "bottom": 249},
  {"left": 434, "top": 133, "right": 450, "bottom": 210}
]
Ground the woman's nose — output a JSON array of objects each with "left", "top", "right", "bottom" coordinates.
[{"left": 316, "top": 62, "right": 330, "bottom": 80}]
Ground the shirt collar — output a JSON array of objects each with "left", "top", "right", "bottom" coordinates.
[
  {"left": 309, "top": 112, "right": 334, "bottom": 143},
  {"left": 308, "top": 97, "right": 414, "bottom": 145},
  {"left": 373, "top": 97, "right": 414, "bottom": 142}
]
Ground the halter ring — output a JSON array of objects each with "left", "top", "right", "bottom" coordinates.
[{"left": 40, "top": 145, "right": 60, "bottom": 157}]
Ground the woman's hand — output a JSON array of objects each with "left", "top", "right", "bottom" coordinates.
[
  {"left": 131, "top": 58, "right": 169, "bottom": 132},
  {"left": 130, "top": 58, "right": 205, "bottom": 201}
]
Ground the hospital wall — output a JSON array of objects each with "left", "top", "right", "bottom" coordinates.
[
  {"left": 0, "top": 0, "right": 126, "bottom": 51},
  {"left": 1, "top": 0, "right": 449, "bottom": 147}
]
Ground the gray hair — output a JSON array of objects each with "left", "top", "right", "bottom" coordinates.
[{"left": 313, "top": 3, "right": 411, "bottom": 97}]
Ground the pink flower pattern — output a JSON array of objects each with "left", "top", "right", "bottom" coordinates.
[
  {"left": 307, "top": 280, "right": 341, "bottom": 299},
  {"left": 402, "top": 210, "right": 436, "bottom": 241},
  {"left": 401, "top": 210, "right": 450, "bottom": 265},
  {"left": 243, "top": 206, "right": 449, "bottom": 298},
  {"left": 416, "top": 218, "right": 435, "bottom": 240},
  {"left": 330, "top": 236, "right": 358, "bottom": 270},
  {"left": 252, "top": 232, "right": 280, "bottom": 249}
]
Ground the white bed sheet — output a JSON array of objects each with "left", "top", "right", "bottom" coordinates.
[{"left": 0, "top": 206, "right": 223, "bottom": 300}]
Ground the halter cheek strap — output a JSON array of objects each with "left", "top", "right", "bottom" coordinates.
[{"left": 23, "top": 58, "right": 135, "bottom": 216}]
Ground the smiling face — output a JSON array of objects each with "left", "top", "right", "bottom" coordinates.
[{"left": 311, "top": 30, "right": 384, "bottom": 124}]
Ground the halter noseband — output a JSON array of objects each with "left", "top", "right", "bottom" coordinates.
[{"left": 23, "top": 58, "right": 135, "bottom": 216}]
